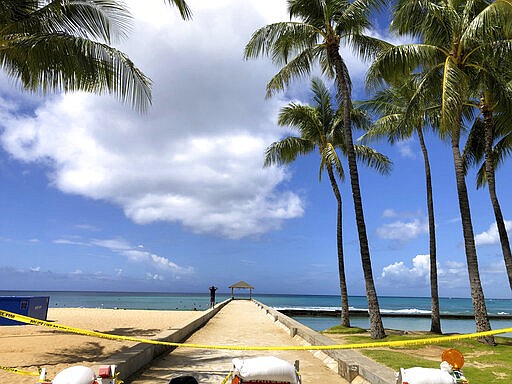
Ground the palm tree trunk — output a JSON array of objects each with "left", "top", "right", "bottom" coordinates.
[
  {"left": 451, "top": 125, "right": 495, "bottom": 345},
  {"left": 326, "top": 165, "right": 351, "bottom": 327},
  {"left": 482, "top": 106, "right": 512, "bottom": 290},
  {"left": 327, "top": 41, "right": 385, "bottom": 339},
  {"left": 417, "top": 127, "right": 441, "bottom": 333}
]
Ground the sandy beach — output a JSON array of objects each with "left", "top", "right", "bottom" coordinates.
[{"left": 0, "top": 308, "right": 204, "bottom": 384}]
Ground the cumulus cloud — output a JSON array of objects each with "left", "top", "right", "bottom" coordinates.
[
  {"left": 0, "top": 0, "right": 307, "bottom": 239},
  {"left": 378, "top": 255, "right": 507, "bottom": 293},
  {"left": 475, "top": 221, "right": 512, "bottom": 246},
  {"left": 377, "top": 218, "right": 428, "bottom": 241},
  {"left": 381, "top": 254, "right": 430, "bottom": 288}
]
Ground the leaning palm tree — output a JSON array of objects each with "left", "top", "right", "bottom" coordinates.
[
  {"left": 463, "top": 90, "right": 512, "bottom": 291},
  {"left": 0, "top": 0, "right": 183, "bottom": 113},
  {"left": 265, "top": 77, "right": 391, "bottom": 328},
  {"left": 368, "top": 0, "right": 512, "bottom": 344},
  {"left": 245, "top": 0, "right": 390, "bottom": 339},
  {"left": 359, "top": 75, "right": 442, "bottom": 333}
]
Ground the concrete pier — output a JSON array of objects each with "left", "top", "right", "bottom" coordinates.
[{"left": 127, "top": 300, "right": 352, "bottom": 383}]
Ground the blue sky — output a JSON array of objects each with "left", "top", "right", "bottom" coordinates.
[{"left": 0, "top": 0, "right": 511, "bottom": 299}]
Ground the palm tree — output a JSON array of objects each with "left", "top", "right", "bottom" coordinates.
[
  {"left": 359, "top": 76, "right": 442, "bottom": 333},
  {"left": 463, "top": 88, "right": 512, "bottom": 291},
  {"left": 265, "top": 77, "right": 391, "bottom": 328},
  {"left": 245, "top": 0, "right": 390, "bottom": 339},
  {"left": 367, "top": 0, "right": 512, "bottom": 344},
  {"left": 0, "top": 0, "right": 174, "bottom": 113}
]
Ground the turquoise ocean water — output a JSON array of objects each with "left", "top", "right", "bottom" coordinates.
[{"left": 1, "top": 290, "right": 511, "bottom": 336}]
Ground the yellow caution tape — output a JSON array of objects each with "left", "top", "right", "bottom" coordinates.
[
  {"left": 0, "top": 365, "right": 40, "bottom": 376},
  {"left": 220, "top": 371, "right": 233, "bottom": 384},
  {"left": 1, "top": 309, "right": 511, "bottom": 351}
]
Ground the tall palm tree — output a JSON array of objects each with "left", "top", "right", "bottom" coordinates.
[
  {"left": 359, "top": 76, "right": 442, "bottom": 333},
  {"left": 0, "top": 0, "right": 177, "bottom": 113},
  {"left": 265, "top": 77, "right": 391, "bottom": 328},
  {"left": 368, "top": 0, "right": 512, "bottom": 344},
  {"left": 245, "top": 0, "right": 390, "bottom": 339},
  {"left": 463, "top": 89, "right": 512, "bottom": 291}
]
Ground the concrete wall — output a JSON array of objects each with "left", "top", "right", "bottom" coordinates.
[
  {"left": 94, "top": 299, "right": 231, "bottom": 380},
  {"left": 253, "top": 300, "right": 397, "bottom": 384}
]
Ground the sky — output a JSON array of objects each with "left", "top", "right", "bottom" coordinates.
[{"left": 0, "top": 0, "right": 511, "bottom": 299}]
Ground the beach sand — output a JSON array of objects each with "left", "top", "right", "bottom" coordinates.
[{"left": 0, "top": 308, "right": 204, "bottom": 384}]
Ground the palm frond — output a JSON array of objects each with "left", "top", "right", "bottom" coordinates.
[
  {"left": 391, "top": 0, "right": 446, "bottom": 40},
  {"left": 244, "top": 22, "right": 319, "bottom": 66},
  {"left": 462, "top": 117, "right": 485, "bottom": 174},
  {"left": 311, "top": 76, "right": 334, "bottom": 128},
  {"left": 265, "top": 47, "right": 319, "bottom": 98},
  {"left": 346, "top": 34, "right": 394, "bottom": 63},
  {"left": 1, "top": 33, "right": 152, "bottom": 113},
  {"left": 288, "top": 0, "right": 325, "bottom": 26},
  {"left": 463, "top": 0, "right": 512, "bottom": 43},
  {"left": 264, "top": 137, "right": 316, "bottom": 167},
  {"left": 353, "top": 144, "right": 392, "bottom": 175},
  {"left": 322, "top": 142, "right": 345, "bottom": 180},
  {"left": 440, "top": 57, "right": 468, "bottom": 133},
  {"left": 163, "top": 0, "right": 192, "bottom": 20},
  {"left": 22, "top": 0, "right": 133, "bottom": 43},
  {"left": 337, "top": 0, "right": 386, "bottom": 34},
  {"left": 366, "top": 44, "right": 444, "bottom": 90},
  {"left": 361, "top": 114, "right": 408, "bottom": 143},
  {"left": 277, "top": 103, "right": 322, "bottom": 141}
]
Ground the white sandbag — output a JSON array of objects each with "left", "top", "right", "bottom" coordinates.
[
  {"left": 52, "top": 366, "right": 96, "bottom": 384},
  {"left": 399, "top": 367, "right": 455, "bottom": 384},
  {"left": 232, "top": 356, "right": 299, "bottom": 384}
]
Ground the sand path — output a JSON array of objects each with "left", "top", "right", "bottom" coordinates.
[{"left": 129, "top": 300, "right": 348, "bottom": 383}]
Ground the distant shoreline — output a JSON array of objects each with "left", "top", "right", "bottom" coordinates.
[{"left": 278, "top": 308, "right": 512, "bottom": 320}]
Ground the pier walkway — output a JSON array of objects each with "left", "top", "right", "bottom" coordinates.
[{"left": 128, "top": 300, "right": 350, "bottom": 384}]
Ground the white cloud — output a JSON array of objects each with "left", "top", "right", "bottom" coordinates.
[
  {"left": 380, "top": 254, "right": 466, "bottom": 291},
  {"left": 0, "top": 0, "right": 391, "bottom": 240},
  {"left": 381, "top": 254, "right": 430, "bottom": 285},
  {"left": 475, "top": 221, "right": 512, "bottom": 246},
  {"left": 146, "top": 273, "right": 164, "bottom": 281},
  {"left": 0, "top": 0, "right": 309, "bottom": 240},
  {"left": 382, "top": 209, "right": 398, "bottom": 218},
  {"left": 376, "top": 218, "right": 428, "bottom": 241},
  {"left": 91, "top": 238, "right": 193, "bottom": 276},
  {"left": 53, "top": 239, "right": 89, "bottom": 246},
  {"left": 396, "top": 138, "right": 416, "bottom": 159}
]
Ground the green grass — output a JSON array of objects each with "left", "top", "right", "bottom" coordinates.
[
  {"left": 321, "top": 325, "right": 366, "bottom": 334},
  {"left": 322, "top": 327, "right": 512, "bottom": 382}
]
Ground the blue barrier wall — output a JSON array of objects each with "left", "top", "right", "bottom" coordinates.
[{"left": 0, "top": 296, "right": 50, "bottom": 325}]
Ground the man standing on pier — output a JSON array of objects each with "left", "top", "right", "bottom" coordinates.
[{"left": 209, "top": 285, "right": 217, "bottom": 308}]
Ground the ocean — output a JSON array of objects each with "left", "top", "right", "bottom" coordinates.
[{"left": 1, "top": 291, "right": 511, "bottom": 337}]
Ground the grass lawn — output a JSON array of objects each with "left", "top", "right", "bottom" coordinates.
[{"left": 322, "top": 326, "right": 512, "bottom": 382}]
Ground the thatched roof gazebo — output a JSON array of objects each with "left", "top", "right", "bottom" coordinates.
[{"left": 229, "top": 280, "right": 254, "bottom": 299}]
